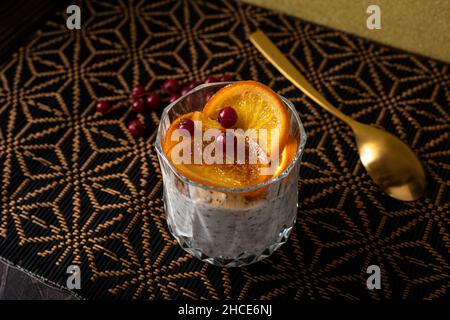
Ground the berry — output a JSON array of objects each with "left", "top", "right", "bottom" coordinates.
[
  {"left": 188, "top": 80, "right": 199, "bottom": 87},
  {"left": 204, "top": 76, "right": 218, "bottom": 84},
  {"left": 205, "top": 92, "right": 214, "bottom": 101},
  {"left": 179, "top": 118, "right": 195, "bottom": 136},
  {"left": 168, "top": 93, "right": 180, "bottom": 103},
  {"left": 128, "top": 120, "right": 145, "bottom": 137},
  {"left": 181, "top": 87, "right": 190, "bottom": 96},
  {"left": 131, "top": 98, "right": 146, "bottom": 113},
  {"left": 131, "top": 85, "right": 146, "bottom": 98},
  {"left": 96, "top": 100, "right": 111, "bottom": 114},
  {"left": 181, "top": 81, "right": 198, "bottom": 95},
  {"left": 162, "top": 79, "right": 180, "bottom": 95},
  {"left": 146, "top": 92, "right": 161, "bottom": 110},
  {"left": 220, "top": 74, "right": 232, "bottom": 82},
  {"left": 218, "top": 106, "right": 238, "bottom": 128}
]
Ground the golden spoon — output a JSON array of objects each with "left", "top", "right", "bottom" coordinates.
[{"left": 249, "top": 29, "right": 426, "bottom": 201}]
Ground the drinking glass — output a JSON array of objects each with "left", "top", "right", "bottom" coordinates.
[{"left": 155, "top": 82, "right": 307, "bottom": 267}]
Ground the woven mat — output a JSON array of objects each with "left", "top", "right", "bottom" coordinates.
[{"left": 0, "top": 0, "right": 449, "bottom": 300}]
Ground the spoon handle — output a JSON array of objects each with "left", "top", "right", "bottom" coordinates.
[{"left": 249, "top": 29, "right": 356, "bottom": 127}]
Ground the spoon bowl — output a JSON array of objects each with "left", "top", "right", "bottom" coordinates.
[{"left": 352, "top": 122, "right": 426, "bottom": 201}]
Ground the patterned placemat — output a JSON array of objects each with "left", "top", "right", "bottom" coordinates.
[{"left": 0, "top": 0, "right": 449, "bottom": 300}]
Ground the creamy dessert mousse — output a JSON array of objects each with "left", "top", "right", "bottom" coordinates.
[{"left": 156, "top": 81, "right": 305, "bottom": 267}]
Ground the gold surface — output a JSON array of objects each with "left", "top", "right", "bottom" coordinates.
[
  {"left": 245, "top": 0, "right": 450, "bottom": 62},
  {"left": 250, "top": 30, "right": 427, "bottom": 201}
]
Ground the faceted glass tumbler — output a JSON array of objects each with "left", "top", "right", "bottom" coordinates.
[{"left": 155, "top": 82, "right": 307, "bottom": 267}]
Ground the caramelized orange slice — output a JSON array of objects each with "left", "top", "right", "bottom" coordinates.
[
  {"left": 162, "top": 81, "right": 297, "bottom": 190},
  {"left": 163, "top": 112, "right": 271, "bottom": 188},
  {"left": 203, "top": 81, "right": 289, "bottom": 155}
]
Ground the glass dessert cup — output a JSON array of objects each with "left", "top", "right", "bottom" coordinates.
[{"left": 155, "top": 82, "right": 307, "bottom": 267}]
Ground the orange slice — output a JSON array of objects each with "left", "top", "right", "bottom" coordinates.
[
  {"left": 203, "top": 81, "right": 289, "bottom": 156},
  {"left": 162, "top": 81, "right": 297, "bottom": 191},
  {"left": 163, "top": 112, "right": 270, "bottom": 189}
]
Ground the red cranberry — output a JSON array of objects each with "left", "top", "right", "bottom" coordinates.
[
  {"left": 146, "top": 92, "right": 161, "bottom": 110},
  {"left": 179, "top": 118, "right": 194, "bottom": 136},
  {"left": 128, "top": 120, "right": 145, "bottom": 137},
  {"left": 188, "top": 80, "right": 199, "bottom": 87},
  {"left": 181, "top": 88, "right": 189, "bottom": 96},
  {"left": 168, "top": 93, "right": 181, "bottom": 103},
  {"left": 162, "top": 79, "right": 180, "bottom": 95},
  {"left": 205, "top": 92, "right": 214, "bottom": 101},
  {"left": 131, "top": 98, "right": 146, "bottom": 113},
  {"left": 181, "top": 81, "right": 198, "bottom": 95},
  {"left": 218, "top": 106, "right": 238, "bottom": 128},
  {"left": 131, "top": 85, "right": 146, "bottom": 98},
  {"left": 220, "top": 74, "right": 232, "bottom": 82},
  {"left": 204, "top": 76, "right": 218, "bottom": 84},
  {"left": 96, "top": 100, "right": 111, "bottom": 114}
]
